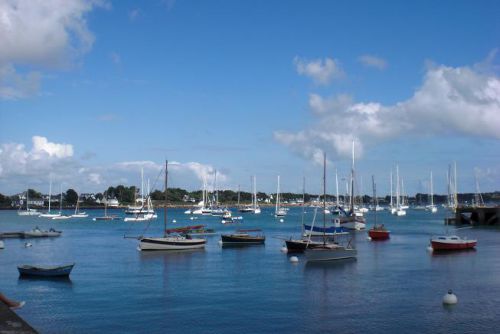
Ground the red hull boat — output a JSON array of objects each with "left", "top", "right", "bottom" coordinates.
[
  {"left": 368, "top": 225, "right": 390, "bottom": 240},
  {"left": 430, "top": 235, "right": 477, "bottom": 251}
]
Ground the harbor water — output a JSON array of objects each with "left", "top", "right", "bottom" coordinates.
[{"left": 1, "top": 208, "right": 499, "bottom": 333}]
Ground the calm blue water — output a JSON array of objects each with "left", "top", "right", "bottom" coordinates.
[{"left": 1, "top": 208, "right": 499, "bottom": 333}]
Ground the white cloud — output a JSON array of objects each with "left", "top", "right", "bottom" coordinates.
[
  {"left": 0, "top": 137, "right": 230, "bottom": 194},
  {"left": 276, "top": 59, "right": 500, "bottom": 162},
  {"left": 358, "top": 55, "right": 387, "bottom": 70},
  {"left": 0, "top": 0, "right": 105, "bottom": 99},
  {"left": 294, "top": 56, "right": 343, "bottom": 85}
]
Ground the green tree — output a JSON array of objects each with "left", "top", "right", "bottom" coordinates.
[{"left": 65, "top": 189, "right": 79, "bottom": 205}]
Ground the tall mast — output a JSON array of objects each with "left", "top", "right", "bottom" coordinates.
[
  {"left": 430, "top": 171, "right": 434, "bottom": 206},
  {"left": 453, "top": 161, "right": 458, "bottom": 210},
  {"left": 323, "top": 152, "right": 327, "bottom": 245},
  {"left": 215, "top": 169, "right": 218, "bottom": 206},
  {"left": 302, "top": 176, "right": 306, "bottom": 226},
  {"left": 275, "top": 175, "right": 280, "bottom": 214},
  {"left": 254, "top": 176, "right": 258, "bottom": 209},
  {"left": 372, "top": 175, "right": 377, "bottom": 225},
  {"left": 164, "top": 160, "right": 168, "bottom": 237},
  {"left": 350, "top": 141, "right": 355, "bottom": 213},
  {"left": 59, "top": 184, "right": 63, "bottom": 213},
  {"left": 26, "top": 189, "right": 29, "bottom": 211},
  {"left": 237, "top": 184, "right": 240, "bottom": 208},
  {"left": 335, "top": 168, "right": 339, "bottom": 206},
  {"left": 141, "top": 167, "right": 144, "bottom": 207},
  {"left": 390, "top": 170, "right": 393, "bottom": 208},
  {"left": 396, "top": 165, "right": 400, "bottom": 208},
  {"left": 48, "top": 178, "right": 52, "bottom": 213}
]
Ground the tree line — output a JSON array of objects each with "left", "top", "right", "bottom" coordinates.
[{"left": 1, "top": 186, "right": 499, "bottom": 209}]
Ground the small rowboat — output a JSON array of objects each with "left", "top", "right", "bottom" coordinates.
[{"left": 18, "top": 263, "right": 75, "bottom": 277}]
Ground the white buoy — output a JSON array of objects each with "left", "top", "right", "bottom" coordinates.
[
  {"left": 367, "top": 236, "right": 372, "bottom": 241},
  {"left": 280, "top": 246, "right": 288, "bottom": 253},
  {"left": 190, "top": 217, "right": 194, "bottom": 220},
  {"left": 218, "top": 240, "right": 223, "bottom": 246},
  {"left": 427, "top": 245, "right": 434, "bottom": 252},
  {"left": 0, "top": 241, "right": 4, "bottom": 249},
  {"left": 443, "top": 290, "right": 458, "bottom": 305},
  {"left": 279, "top": 219, "right": 284, "bottom": 223},
  {"left": 172, "top": 219, "right": 177, "bottom": 223},
  {"left": 25, "top": 242, "right": 32, "bottom": 248},
  {"left": 289, "top": 256, "right": 299, "bottom": 263}
]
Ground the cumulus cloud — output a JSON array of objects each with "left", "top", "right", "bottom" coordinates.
[
  {"left": 276, "top": 59, "right": 500, "bottom": 162},
  {"left": 0, "top": 0, "right": 105, "bottom": 99},
  {"left": 0, "top": 137, "right": 230, "bottom": 194},
  {"left": 358, "top": 55, "right": 387, "bottom": 70},
  {"left": 294, "top": 56, "right": 343, "bottom": 85}
]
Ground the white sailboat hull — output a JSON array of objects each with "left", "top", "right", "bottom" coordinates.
[
  {"left": 139, "top": 237, "right": 206, "bottom": 251},
  {"left": 39, "top": 213, "right": 61, "bottom": 218},
  {"left": 340, "top": 221, "right": 366, "bottom": 230},
  {"left": 18, "top": 211, "right": 41, "bottom": 216}
]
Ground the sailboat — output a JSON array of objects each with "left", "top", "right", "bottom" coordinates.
[
  {"left": 125, "top": 168, "right": 146, "bottom": 214},
  {"left": 305, "top": 152, "right": 357, "bottom": 262},
  {"left": 394, "top": 165, "right": 406, "bottom": 216},
  {"left": 389, "top": 170, "right": 397, "bottom": 214},
  {"left": 71, "top": 192, "right": 88, "bottom": 218},
  {"left": 285, "top": 178, "right": 327, "bottom": 252},
  {"left": 368, "top": 175, "right": 390, "bottom": 240},
  {"left": 426, "top": 171, "right": 438, "bottom": 213},
  {"left": 339, "top": 142, "right": 366, "bottom": 230},
  {"left": 51, "top": 185, "right": 71, "bottom": 220},
  {"left": 93, "top": 191, "right": 121, "bottom": 221},
  {"left": 139, "top": 161, "right": 206, "bottom": 251},
  {"left": 274, "top": 175, "right": 287, "bottom": 218},
  {"left": 239, "top": 176, "right": 261, "bottom": 214},
  {"left": 39, "top": 178, "right": 61, "bottom": 218},
  {"left": 17, "top": 189, "right": 40, "bottom": 216},
  {"left": 124, "top": 179, "right": 158, "bottom": 222}
]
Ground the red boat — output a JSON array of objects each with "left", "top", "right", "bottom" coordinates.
[
  {"left": 368, "top": 224, "right": 390, "bottom": 240},
  {"left": 430, "top": 235, "right": 477, "bottom": 251}
]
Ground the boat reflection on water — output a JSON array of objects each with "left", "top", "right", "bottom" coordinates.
[
  {"left": 138, "top": 247, "right": 206, "bottom": 261},
  {"left": 304, "top": 257, "right": 357, "bottom": 269}
]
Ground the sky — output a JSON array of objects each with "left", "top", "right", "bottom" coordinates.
[{"left": 0, "top": 0, "right": 499, "bottom": 196}]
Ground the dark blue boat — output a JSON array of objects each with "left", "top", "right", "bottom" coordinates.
[
  {"left": 303, "top": 224, "right": 348, "bottom": 236},
  {"left": 17, "top": 263, "right": 75, "bottom": 277}
]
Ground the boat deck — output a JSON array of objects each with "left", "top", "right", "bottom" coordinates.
[{"left": 0, "top": 302, "right": 38, "bottom": 333}]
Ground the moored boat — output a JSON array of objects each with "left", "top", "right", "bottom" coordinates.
[
  {"left": 368, "top": 225, "right": 390, "bottom": 240},
  {"left": 368, "top": 176, "right": 390, "bottom": 241},
  {"left": 138, "top": 161, "right": 206, "bottom": 251},
  {"left": 221, "top": 229, "right": 265, "bottom": 245},
  {"left": 17, "top": 263, "right": 74, "bottom": 277},
  {"left": 430, "top": 235, "right": 476, "bottom": 251},
  {"left": 23, "top": 227, "right": 61, "bottom": 238}
]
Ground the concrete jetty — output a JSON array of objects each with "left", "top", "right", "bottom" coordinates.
[
  {"left": 0, "top": 302, "right": 38, "bottom": 333},
  {"left": 446, "top": 206, "right": 500, "bottom": 226}
]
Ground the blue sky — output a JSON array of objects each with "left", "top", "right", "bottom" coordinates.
[{"left": 0, "top": 0, "right": 499, "bottom": 195}]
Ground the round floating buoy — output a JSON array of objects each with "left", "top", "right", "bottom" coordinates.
[
  {"left": 367, "top": 236, "right": 372, "bottom": 241},
  {"left": 190, "top": 217, "right": 194, "bottom": 220},
  {"left": 279, "top": 219, "right": 284, "bottom": 223},
  {"left": 172, "top": 219, "right": 177, "bottom": 223},
  {"left": 25, "top": 242, "right": 32, "bottom": 248},
  {"left": 281, "top": 246, "right": 288, "bottom": 253},
  {"left": 443, "top": 290, "right": 458, "bottom": 305},
  {"left": 218, "top": 240, "right": 223, "bottom": 246},
  {"left": 289, "top": 256, "right": 299, "bottom": 263},
  {"left": 427, "top": 245, "right": 433, "bottom": 252}
]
